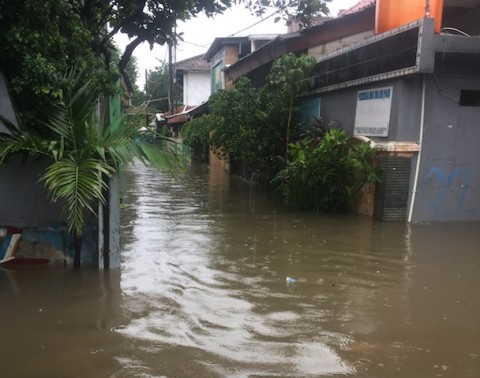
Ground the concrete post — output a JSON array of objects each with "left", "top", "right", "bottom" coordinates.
[{"left": 108, "top": 173, "right": 121, "bottom": 269}]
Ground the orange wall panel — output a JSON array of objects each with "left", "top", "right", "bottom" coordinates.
[{"left": 375, "top": 0, "right": 443, "bottom": 34}]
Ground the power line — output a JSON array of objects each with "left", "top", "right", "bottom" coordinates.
[
  {"left": 181, "top": 40, "right": 210, "bottom": 49},
  {"left": 228, "top": 11, "right": 280, "bottom": 37}
]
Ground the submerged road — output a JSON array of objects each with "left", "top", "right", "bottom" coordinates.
[{"left": 0, "top": 162, "right": 479, "bottom": 377}]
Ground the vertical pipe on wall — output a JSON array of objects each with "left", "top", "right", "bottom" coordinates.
[{"left": 408, "top": 74, "right": 427, "bottom": 222}]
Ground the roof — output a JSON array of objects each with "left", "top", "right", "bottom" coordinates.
[
  {"left": 338, "top": 0, "right": 376, "bottom": 16},
  {"left": 175, "top": 54, "right": 210, "bottom": 72},
  {"left": 203, "top": 36, "right": 250, "bottom": 61},
  {"left": 203, "top": 34, "right": 282, "bottom": 63},
  {"left": 164, "top": 102, "right": 209, "bottom": 124},
  {"left": 224, "top": 4, "right": 376, "bottom": 82}
]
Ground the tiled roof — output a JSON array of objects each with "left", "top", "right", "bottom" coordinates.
[
  {"left": 338, "top": 0, "right": 375, "bottom": 16},
  {"left": 175, "top": 54, "right": 210, "bottom": 72}
]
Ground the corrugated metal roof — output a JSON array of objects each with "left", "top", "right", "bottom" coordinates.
[{"left": 338, "top": 0, "right": 376, "bottom": 16}]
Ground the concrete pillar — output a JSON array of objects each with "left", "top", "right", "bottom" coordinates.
[
  {"left": 98, "top": 173, "right": 121, "bottom": 269},
  {"left": 108, "top": 173, "right": 121, "bottom": 268}
]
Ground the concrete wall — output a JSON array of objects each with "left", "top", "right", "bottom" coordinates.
[
  {"left": 318, "top": 72, "right": 480, "bottom": 222},
  {"left": 0, "top": 157, "right": 65, "bottom": 227},
  {"left": 183, "top": 71, "right": 210, "bottom": 106},
  {"left": 319, "top": 77, "right": 423, "bottom": 141},
  {"left": 318, "top": 79, "right": 420, "bottom": 221},
  {"left": 412, "top": 75, "right": 480, "bottom": 221},
  {"left": 0, "top": 73, "right": 102, "bottom": 264},
  {"left": 0, "top": 156, "right": 99, "bottom": 263}
]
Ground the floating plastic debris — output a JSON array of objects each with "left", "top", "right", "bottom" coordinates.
[{"left": 285, "top": 276, "right": 296, "bottom": 284}]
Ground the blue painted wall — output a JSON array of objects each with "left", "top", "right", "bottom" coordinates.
[
  {"left": 413, "top": 75, "right": 480, "bottom": 221},
  {"left": 318, "top": 74, "right": 480, "bottom": 222}
]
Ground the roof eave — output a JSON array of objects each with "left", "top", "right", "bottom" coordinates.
[
  {"left": 203, "top": 36, "right": 250, "bottom": 61},
  {"left": 225, "top": 5, "right": 375, "bottom": 82}
]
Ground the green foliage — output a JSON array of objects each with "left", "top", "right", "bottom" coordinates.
[
  {"left": 0, "top": 69, "right": 184, "bottom": 239},
  {"left": 125, "top": 61, "right": 182, "bottom": 111},
  {"left": 110, "top": 47, "right": 143, "bottom": 104},
  {"left": 145, "top": 64, "right": 170, "bottom": 111},
  {"left": 267, "top": 53, "right": 317, "bottom": 96},
  {"left": 267, "top": 53, "right": 317, "bottom": 161},
  {"left": 0, "top": 0, "right": 329, "bottom": 266},
  {"left": 144, "top": 62, "right": 182, "bottom": 111},
  {"left": 206, "top": 78, "right": 285, "bottom": 180},
  {"left": 209, "top": 78, "right": 263, "bottom": 161},
  {"left": 273, "top": 129, "right": 379, "bottom": 213},
  {"left": 198, "top": 53, "right": 317, "bottom": 181},
  {"left": 0, "top": 0, "right": 102, "bottom": 126},
  {"left": 0, "top": 0, "right": 326, "bottom": 130},
  {"left": 109, "top": 0, "right": 328, "bottom": 72},
  {"left": 182, "top": 115, "right": 216, "bottom": 162}
]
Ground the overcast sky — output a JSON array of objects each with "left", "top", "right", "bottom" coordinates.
[{"left": 114, "top": 0, "right": 360, "bottom": 88}]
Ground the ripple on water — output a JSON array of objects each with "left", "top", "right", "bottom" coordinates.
[{"left": 116, "top": 164, "right": 480, "bottom": 377}]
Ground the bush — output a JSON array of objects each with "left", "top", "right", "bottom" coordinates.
[
  {"left": 273, "top": 129, "right": 379, "bottom": 212},
  {"left": 207, "top": 78, "right": 287, "bottom": 181},
  {"left": 182, "top": 114, "right": 216, "bottom": 162}
]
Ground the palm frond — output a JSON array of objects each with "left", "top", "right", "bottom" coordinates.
[
  {"left": 40, "top": 156, "right": 113, "bottom": 236},
  {"left": 0, "top": 119, "right": 54, "bottom": 163},
  {"left": 1, "top": 68, "right": 186, "bottom": 239},
  {"left": 137, "top": 140, "right": 185, "bottom": 172}
]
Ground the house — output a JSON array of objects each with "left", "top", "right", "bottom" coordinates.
[
  {"left": 175, "top": 54, "right": 210, "bottom": 107},
  {"left": 164, "top": 37, "right": 280, "bottom": 137},
  {"left": 223, "top": 8, "right": 375, "bottom": 89},
  {"left": 206, "top": 0, "right": 480, "bottom": 223},
  {"left": 160, "top": 55, "right": 211, "bottom": 138},
  {"left": 203, "top": 34, "right": 279, "bottom": 91}
]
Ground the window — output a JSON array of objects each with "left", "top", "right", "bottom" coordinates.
[
  {"left": 211, "top": 62, "right": 224, "bottom": 94},
  {"left": 459, "top": 90, "right": 480, "bottom": 107}
]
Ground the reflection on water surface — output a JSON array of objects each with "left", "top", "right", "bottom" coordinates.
[{"left": 0, "top": 163, "right": 479, "bottom": 377}]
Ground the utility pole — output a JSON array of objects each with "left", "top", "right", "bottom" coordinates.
[
  {"left": 168, "top": 25, "right": 177, "bottom": 114},
  {"left": 168, "top": 41, "right": 174, "bottom": 113},
  {"left": 145, "top": 68, "right": 149, "bottom": 127}
]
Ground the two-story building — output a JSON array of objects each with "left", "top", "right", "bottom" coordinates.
[{"left": 203, "top": 0, "right": 480, "bottom": 223}]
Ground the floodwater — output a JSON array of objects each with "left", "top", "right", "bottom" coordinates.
[{"left": 1, "top": 163, "right": 479, "bottom": 378}]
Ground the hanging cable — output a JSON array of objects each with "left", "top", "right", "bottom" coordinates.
[{"left": 228, "top": 11, "right": 280, "bottom": 36}]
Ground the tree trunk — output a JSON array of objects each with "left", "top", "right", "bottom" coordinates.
[
  {"left": 285, "top": 96, "right": 294, "bottom": 163},
  {"left": 73, "top": 233, "right": 82, "bottom": 269},
  {"left": 118, "top": 36, "right": 148, "bottom": 73}
]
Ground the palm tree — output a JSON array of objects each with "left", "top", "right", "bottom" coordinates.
[{"left": 0, "top": 69, "right": 183, "bottom": 269}]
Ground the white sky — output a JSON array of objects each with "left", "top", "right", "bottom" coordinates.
[{"left": 114, "top": 0, "right": 360, "bottom": 88}]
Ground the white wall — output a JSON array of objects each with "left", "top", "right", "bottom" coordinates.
[{"left": 183, "top": 71, "right": 210, "bottom": 106}]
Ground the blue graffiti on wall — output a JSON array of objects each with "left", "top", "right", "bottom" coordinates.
[{"left": 422, "top": 166, "right": 476, "bottom": 217}]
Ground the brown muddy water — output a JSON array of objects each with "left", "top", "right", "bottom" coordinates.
[{"left": 0, "top": 163, "right": 479, "bottom": 377}]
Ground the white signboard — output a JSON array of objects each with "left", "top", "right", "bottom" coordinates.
[{"left": 354, "top": 87, "right": 393, "bottom": 137}]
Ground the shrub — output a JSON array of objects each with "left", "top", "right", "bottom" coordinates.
[
  {"left": 207, "top": 78, "right": 286, "bottom": 181},
  {"left": 273, "top": 129, "right": 379, "bottom": 212},
  {"left": 182, "top": 114, "right": 216, "bottom": 162}
]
